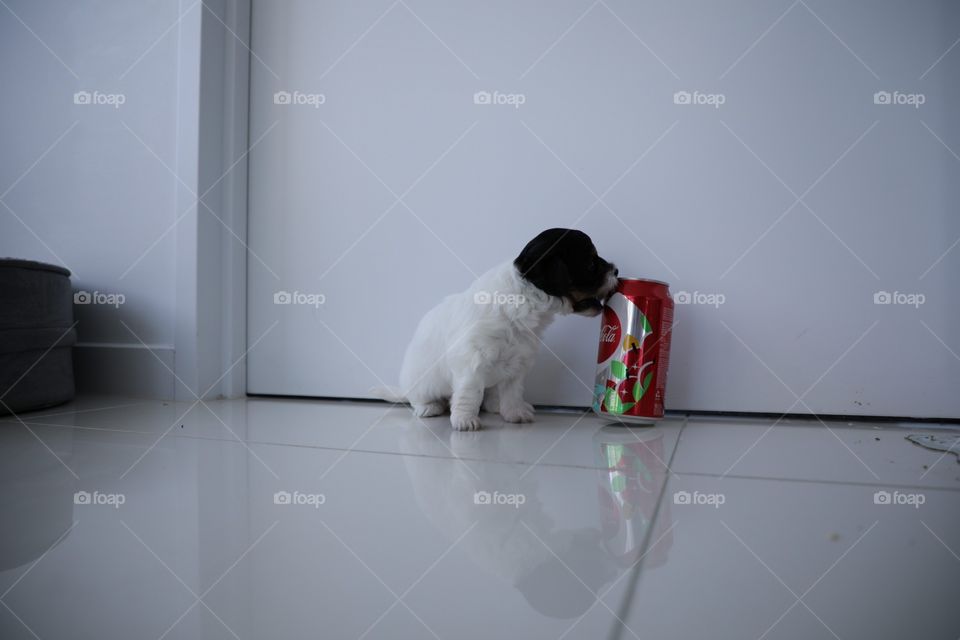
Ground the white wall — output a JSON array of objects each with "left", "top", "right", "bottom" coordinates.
[
  {"left": 246, "top": 0, "right": 960, "bottom": 418},
  {"left": 0, "top": 0, "right": 248, "bottom": 400}
]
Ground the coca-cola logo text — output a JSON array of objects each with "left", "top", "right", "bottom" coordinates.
[{"left": 597, "top": 306, "right": 621, "bottom": 363}]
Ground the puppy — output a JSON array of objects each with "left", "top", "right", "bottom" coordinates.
[{"left": 377, "top": 228, "right": 618, "bottom": 431}]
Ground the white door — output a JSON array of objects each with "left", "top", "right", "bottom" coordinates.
[{"left": 247, "top": 0, "right": 960, "bottom": 418}]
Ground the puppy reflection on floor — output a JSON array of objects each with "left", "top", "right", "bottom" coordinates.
[
  {"left": 376, "top": 228, "right": 618, "bottom": 431},
  {"left": 401, "top": 429, "right": 621, "bottom": 620}
]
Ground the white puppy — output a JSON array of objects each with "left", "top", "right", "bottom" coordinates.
[{"left": 376, "top": 229, "right": 618, "bottom": 431}]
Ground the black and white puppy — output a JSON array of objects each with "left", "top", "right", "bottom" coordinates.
[{"left": 377, "top": 229, "right": 618, "bottom": 431}]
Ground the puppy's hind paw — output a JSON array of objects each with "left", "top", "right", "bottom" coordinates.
[
  {"left": 481, "top": 395, "right": 500, "bottom": 414},
  {"left": 412, "top": 401, "right": 446, "bottom": 418},
  {"left": 450, "top": 413, "right": 482, "bottom": 431},
  {"left": 501, "top": 405, "right": 535, "bottom": 424}
]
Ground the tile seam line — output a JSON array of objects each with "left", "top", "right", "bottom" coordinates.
[
  {"left": 607, "top": 413, "right": 691, "bottom": 640},
  {"left": 14, "top": 420, "right": 686, "bottom": 474}
]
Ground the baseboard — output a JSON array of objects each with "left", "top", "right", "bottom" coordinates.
[
  {"left": 73, "top": 343, "right": 177, "bottom": 399},
  {"left": 244, "top": 394, "right": 960, "bottom": 425}
]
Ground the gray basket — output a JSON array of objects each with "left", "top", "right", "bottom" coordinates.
[{"left": 0, "top": 259, "right": 76, "bottom": 415}]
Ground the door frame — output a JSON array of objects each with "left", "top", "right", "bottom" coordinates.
[{"left": 175, "top": 0, "right": 252, "bottom": 400}]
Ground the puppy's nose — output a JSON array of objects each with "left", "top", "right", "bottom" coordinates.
[{"left": 613, "top": 267, "right": 619, "bottom": 276}]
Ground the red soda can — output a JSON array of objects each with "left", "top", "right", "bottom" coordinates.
[{"left": 593, "top": 278, "right": 674, "bottom": 423}]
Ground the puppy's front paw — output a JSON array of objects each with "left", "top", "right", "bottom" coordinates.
[
  {"left": 501, "top": 404, "right": 535, "bottom": 423},
  {"left": 450, "top": 412, "right": 482, "bottom": 431}
]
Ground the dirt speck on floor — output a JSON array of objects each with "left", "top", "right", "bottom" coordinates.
[{"left": 829, "top": 532, "right": 841, "bottom": 542}]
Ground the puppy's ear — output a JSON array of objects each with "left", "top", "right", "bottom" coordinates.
[{"left": 515, "top": 253, "right": 572, "bottom": 297}]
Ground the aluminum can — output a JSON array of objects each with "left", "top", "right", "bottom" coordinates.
[{"left": 592, "top": 279, "right": 674, "bottom": 423}]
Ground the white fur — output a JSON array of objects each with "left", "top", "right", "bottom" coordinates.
[{"left": 380, "top": 262, "right": 611, "bottom": 431}]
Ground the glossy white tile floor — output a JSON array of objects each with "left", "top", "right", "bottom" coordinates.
[{"left": 1, "top": 396, "right": 958, "bottom": 640}]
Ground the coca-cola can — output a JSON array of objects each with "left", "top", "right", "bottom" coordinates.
[{"left": 592, "top": 278, "right": 674, "bottom": 423}]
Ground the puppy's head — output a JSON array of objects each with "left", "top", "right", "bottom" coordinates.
[{"left": 514, "top": 228, "right": 618, "bottom": 316}]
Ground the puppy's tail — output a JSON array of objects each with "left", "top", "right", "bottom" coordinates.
[{"left": 369, "top": 386, "right": 407, "bottom": 404}]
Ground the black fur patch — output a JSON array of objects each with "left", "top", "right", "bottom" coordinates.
[{"left": 514, "top": 228, "right": 616, "bottom": 301}]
